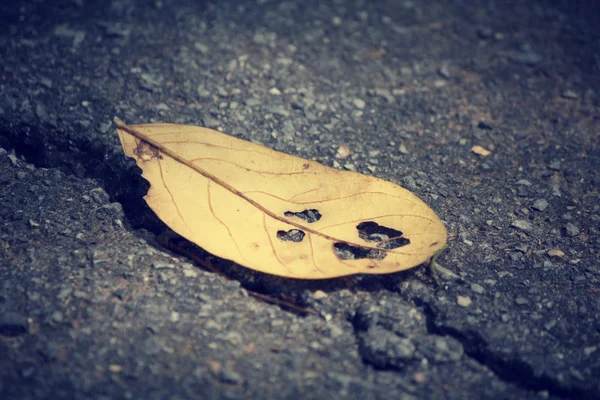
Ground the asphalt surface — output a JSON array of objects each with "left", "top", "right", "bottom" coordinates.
[{"left": 1, "top": 0, "right": 599, "bottom": 399}]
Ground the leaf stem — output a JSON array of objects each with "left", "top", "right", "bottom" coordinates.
[{"left": 429, "top": 243, "right": 448, "bottom": 284}]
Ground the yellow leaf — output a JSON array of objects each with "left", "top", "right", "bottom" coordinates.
[{"left": 114, "top": 117, "right": 447, "bottom": 279}]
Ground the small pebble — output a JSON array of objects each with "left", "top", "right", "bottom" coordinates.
[
  {"left": 457, "top": 296, "right": 472, "bottom": 307},
  {"left": 549, "top": 160, "right": 561, "bottom": 171},
  {"left": 402, "top": 175, "right": 417, "bottom": 190},
  {"left": 221, "top": 369, "right": 242, "bottom": 384},
  {"left": 551, "top": 185, "right": 561, "bottom": 197},
  {"left": 532, "top": 199, "right": 548, "bottom": 211},
  {"left": 413, "top": 372, "right": 427, "bottom": 384},
  {"left": 438, "top": 64, "right": 451, "bottom": 79},
  {"left": 583, "top": 346, "right": 597, "bottom": 357},
  {"left": 51, "top": 311, "right": 63, "bottom": 323},
  {"left": 170, "top": 311, "right": 180, "bottom": 323},
  {"left": 511, "top": 220, "right": 533, "bottom": 233},
  {"left": 8, "top": 154, "right": 18, "bottom": 166},
  {"left": 547, "top": 249, "right": 565, "bottom": 258},
  {"left": 108, "top": 364, "right": 123, "bottom": 373},
  {"left": 312, "top": 290, "right": 328, "bottom": 300},
  {"left": 565, "top": 223, "right": 580, "bottom": 237},
  {"left": 353, "top": 98, "right": 365, "bottom": 109},
  {"left": 336, "top": 145, "right": 351, "bottom": 159},
  {"left": 472, "top": 145, "right": 491, "bottom": 156},
  {"left": 470, "top": 283, "right": 485, "bottom": 294},
  {"left": 183, "top": 269, "right": 198, "bottom": 278},
  {"left": 515, "top": 297, "right": 529, "bottom": 305},
  {"left": 511, "top": 51, "right": 542, "bottom": 66},
  {"left": 194, "top": 42, "right": 209, "bottom": 53},
  {"left": 477, "top": 27, "right": 493, "bottom": 39}
]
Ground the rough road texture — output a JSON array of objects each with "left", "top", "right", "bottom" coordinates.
[{"left": 1, "top": 1, "right": 599, "bottom": 399}]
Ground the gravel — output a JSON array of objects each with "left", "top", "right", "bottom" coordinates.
[
  {"left": 511, "top": 220, "right": 533, "bottom": 233},
  {"left": 565, "top": 223, "right": 581, "bottom": 237},
  {"left": 532, "top": 199, "right": 549, "bottom": 211},
  {"left": 1, "top": 0, "right": 599, "bottom": 399}
]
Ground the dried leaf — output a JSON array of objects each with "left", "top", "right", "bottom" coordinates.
[{"left": 114, "top": 118, "right": 447, "bottom": 279}]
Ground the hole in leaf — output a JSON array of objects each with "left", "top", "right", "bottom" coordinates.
[
  {"left": 333, "top": 243, "right": 387, "bottom": 260},
  {"left": 284, "top": 209, "right": 322, "bottom": 223},
  {"left": 357, "top": 221, "right": 410, "bottom": 249},
  {"left": 277, "top": 229, "right": 305, "bottom": 242}
]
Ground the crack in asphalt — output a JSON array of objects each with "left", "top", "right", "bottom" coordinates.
[
  {"left": 416, "top": 300, "right": 596, "bottom": 400},
  {"left": 0, "top": 122, "right": 169, "bottom": 229}
]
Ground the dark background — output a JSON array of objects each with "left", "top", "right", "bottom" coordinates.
[{"left": 1, "top": 0, "right": 599, "bottom": 399}]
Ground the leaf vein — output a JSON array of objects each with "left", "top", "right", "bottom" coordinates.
[
  {"left": 158, "top": 159, "right": 191, "bottom": 234},
  {"left": 307, "top": 234, "right": 325, "bottom": 277},
  {"left": 262, "top": 213, "right": 294, "bottom": 276},
  {"left": 161, "top": 140, "right": 274, "bottom": 156},
  {"left": 188, "top": 157, "right": 318, "bottom": 176},
  {"left": 206, "top": 180, "right": 249, "bottom": 266},
  {"left": 245, "top": 189, "right": 423, "bottom": 208}
]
